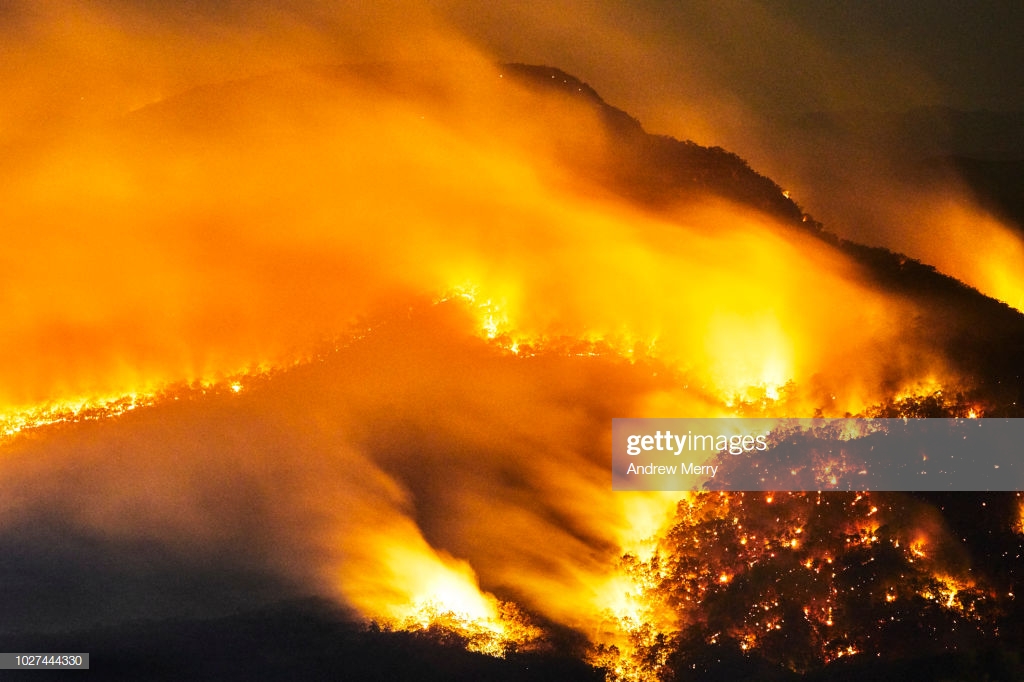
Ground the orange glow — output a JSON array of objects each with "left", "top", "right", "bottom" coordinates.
[
  {"left": 0, "top": 55, "right": 961, "bottom": 676},
  {"left": 0, "top": 7, "right": 1009, "bottom": 679},
  {"left": 1014, "top": 495, "right": 1024, "bottom": 535},
  {"left": 340, "top": 534, "right": 540, "bottom": 656},
  {"left": 604, "top": 491, "right": 997, "bottom": 674},
  {"left": 823, "top": 175, "right": 1024, "bottom": 314},
  {"left": 0, "top": 51, "right": 946, "bottom": 415},
  {"left": 899, "top": 197, "right": 1024, "bottom": 312}
]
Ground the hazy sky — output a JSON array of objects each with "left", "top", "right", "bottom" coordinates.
[
  {"left": 3, "top": 1, "right": 1021, "bottom": 142},
  {"left": 438, "top": 0, "right": 1024, "bottom": 142}
]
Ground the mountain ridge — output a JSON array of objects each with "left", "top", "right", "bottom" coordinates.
[{"left": 110, "top": 61, "right": 1024, "bottom": 407}]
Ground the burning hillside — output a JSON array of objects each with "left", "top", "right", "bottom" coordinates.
[
  {"left": 594, "top": 490, "right": 1006, "bottom": 680},
  {"left": 1, "top": 48, "right": 1023, "bottom": 681}
]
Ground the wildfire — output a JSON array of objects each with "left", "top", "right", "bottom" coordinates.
[
  {"left": 596, "top": 490, "right": 1000, "bottom": 677},
  {"left": 0, "top": 370, "right": 270, "bottom": 441},
  {"left": 878, "top": 194, "right": 1024, "bottom": 313},
  {"left": 387, "top": 592, "right": 541, "bottom": 658},
  {"left": 2, "top": 332, "right": 1001, "bottom": 682},
  {"left": 0, "top": 393, "right": 151, "bottom": 438},
  {"left": 0, "top": 25, "right": 1014, "bottom": 682}
]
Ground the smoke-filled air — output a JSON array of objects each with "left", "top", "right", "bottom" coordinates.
[{"left": 2, "top": 2, "right": 1023, "bottom": 680}]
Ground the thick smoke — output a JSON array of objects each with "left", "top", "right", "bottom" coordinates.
[{"left": 0, "top": 0, "right": 1006, "bottom": 657}]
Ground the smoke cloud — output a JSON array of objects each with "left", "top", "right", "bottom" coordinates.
[{"left": 0, "top": 0, "right": 1011, "bottom": 661}]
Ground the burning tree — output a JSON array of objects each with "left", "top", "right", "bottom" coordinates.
[{"left": 607, "top": 491, "right": 1001, "bottom": 680}]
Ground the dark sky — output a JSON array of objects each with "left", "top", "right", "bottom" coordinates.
[
  {"left": 441, "top": 0, "right": 1024, "bottom": 145},
  {"left": 746, "top": 1, "right": 1023, "bottom": 110}
]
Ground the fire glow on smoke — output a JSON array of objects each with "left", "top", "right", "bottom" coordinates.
[{"left": 0, "top": 35, "right": 1018, "bottom": 682}]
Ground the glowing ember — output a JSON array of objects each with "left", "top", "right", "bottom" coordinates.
[{"left": 594, "top": 491, "right": 1001, "bottom": 676}]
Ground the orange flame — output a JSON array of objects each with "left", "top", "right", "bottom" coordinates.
[{"left": 0, "top": 8, "right": 1005, "bottom": 679}]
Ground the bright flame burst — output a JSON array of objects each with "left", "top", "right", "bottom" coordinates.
[
  {"left": 383, "top": 569, "right": 541, "bottom": 657},
  {"left": 0, "top": 369, "right": 269, "bottom": 440},
  {"left": 1, "top": 392, "right": 153, "bottom": 438},
  {"left": 444, "top": 281, "right": 801, "bottom": 410}
]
